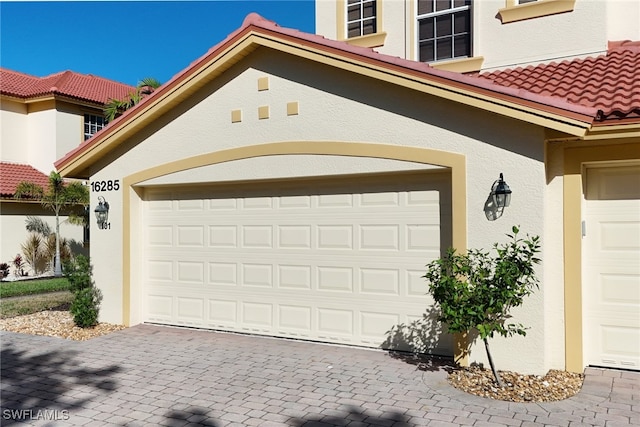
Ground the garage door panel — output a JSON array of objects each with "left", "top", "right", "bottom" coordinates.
[
  {"left": 146, "top": 294, "right": 174, "bottom": 322},
  {"left": 278, "top": 304, "right": 312, "bottom": 334},
  {"left": 177, "top": 261, "right": 205, "bottom": 284},
  {"left": 241, "top": 263, "right": 273, "bottom": 287},
  {"left": 208, "top": 299, "right": 238, "bottom": 325},
  {"left": 176, "top": 297, "right": 204, "bottom": 324},
  {"left": 241, "top": 302, "right": 273, "bottom": 331},
  {"left": 278, "top": 265, "right": 312, "bottom": 289},
  {"left": 143, "top": 174, "right": 451, "bottom": 353}
]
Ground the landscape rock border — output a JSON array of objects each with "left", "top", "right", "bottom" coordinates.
[
  {"left": 448, "top": 365, "right": 584, "bottom": 402},
  {"left": 0, "top": 310, "right": 126, "bottom": 341}
]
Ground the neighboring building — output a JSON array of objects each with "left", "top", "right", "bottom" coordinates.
[
  {"left": 316, "top": 0, "right": 640, "bottom": 73},
  {"left": 56, "top": 6, "right": 639, "bottom": 375},
  {"left": 0, "top": 68, "right": 134, "bottom": 273}
]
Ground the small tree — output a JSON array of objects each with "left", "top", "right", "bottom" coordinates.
[
  {"left": 14, "top": 172, "right": 88, "bottom": 277},
  {"left": 423, "top": 226, "right": 541, "bottom": 386}
]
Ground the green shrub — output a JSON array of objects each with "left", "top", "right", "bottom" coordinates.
[
  {"left": 64, "top": 255, "right": 92, "bottom": 293},
  {"left": 70, "top": 287, "right": 103, "bottom": 328},
  {"left": 65, "top": 255, "right": 102, "bottom": 328}
]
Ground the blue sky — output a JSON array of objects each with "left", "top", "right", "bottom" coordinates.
[{"left": 1, "top": 1, "right": 315, "bottom": 86}]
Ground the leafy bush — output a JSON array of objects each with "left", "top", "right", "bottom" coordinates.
[
  {"left": 0, "top": 263, "right": 9, "bottom": 278},
  {"left": 70, "top": 287, "right": 103, "bottom": 328},
  {"left": 63, "top": 255, "right": 92, "bottom": 293},
  {"left": 64, "top": 255, "right": 102, "bottom": 328},
  {"left": 424, "top": 226, "right": 541, "bottom": 387}
]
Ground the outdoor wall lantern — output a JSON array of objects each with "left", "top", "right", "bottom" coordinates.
[
  {"left": 94, "top": 196, "right": 110, "bottom": 229},
  {"left": 491, "top": 173, "right": 512, "bottom": 209}
]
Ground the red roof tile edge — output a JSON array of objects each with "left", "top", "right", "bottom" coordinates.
[
  {"left": 0, "top": 162, "right": 50, "bottom": 197},
  {"left": 1, "top": 68, "right": 135, "bottom": 105}
]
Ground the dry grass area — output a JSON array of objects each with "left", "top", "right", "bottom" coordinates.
[
  {"left": 0, "top": 291, "right": 74, "bottom": 319},
  {"left": 448, "top": 366, "right": 584, "bottom": 402},
  {"left": 0, "top": 310, "right": 126, "bottom": 341}
]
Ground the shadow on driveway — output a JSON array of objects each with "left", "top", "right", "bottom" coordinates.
[
  {"left": 290, "top": 404, "right": 413, "bottom": 426},
  {"left": 0, "top": 342, "right": 121, "bottom": 426}
]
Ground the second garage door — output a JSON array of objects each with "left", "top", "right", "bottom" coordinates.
[
  {"left": 583, "top": 165, "right": 640, "bottom": 370},
  {"left": 142, "top": 172, "right": 452, "bottom": 354}
]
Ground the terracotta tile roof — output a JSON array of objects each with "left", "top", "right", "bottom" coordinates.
[
  {"left": 478, "top": 41, "right": 640, "bottom": 122},
  {"left": 0, "top": 162, "right": 50, "bottom": 198},
  {"left": 57, "top": 13, "right": 605, "bottom": 174},
  {"left": 0, "top": 68, "right": 135, "bottom": 105}
]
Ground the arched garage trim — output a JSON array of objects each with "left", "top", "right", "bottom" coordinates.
[{"left": 122, "top": 141, "right": 467, "bottom": 357}]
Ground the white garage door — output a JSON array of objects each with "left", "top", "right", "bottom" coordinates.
[
  {"left": 142, "top": 173, "right": 452, "bottom": 354},
  {"left": 583, "top": 165, "right": 640, "bottom": 370}
]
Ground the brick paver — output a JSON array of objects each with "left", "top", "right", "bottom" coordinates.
[{"left": 1, "top": 325, "right": 638, "bottom": 426}]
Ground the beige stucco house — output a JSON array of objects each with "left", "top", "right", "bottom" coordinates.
[
  {"left": 0, "top": 68, "right": 133, "bottom": 273},
  {"left": 56, "top": 3, "right": 639, "bottom": 375}
]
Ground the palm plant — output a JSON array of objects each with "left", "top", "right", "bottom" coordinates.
[
  {"left": 104, "top": 77, "right": 162, "bottom": 122},
  {"left": 14, "top": 172, "right": 89, "bottom": 277},
  {"left": 21, "top": 233, "right": 47, "bottom": 275}
]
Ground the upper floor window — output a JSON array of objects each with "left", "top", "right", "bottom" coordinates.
[
  {"left": 418, "top": 0, "right": 472, "bottom": 63},
  {"left": 84, "top": 114, "right": 106, "bottom": 140},
  {"left": 347, "top": 0, "right": 377, "bottom": 38}
]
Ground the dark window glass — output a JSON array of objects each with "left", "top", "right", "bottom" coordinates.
[
  {"left": 362, "top": 19, "right": 375, "bottom": 35},
  {"left": 436, "top": 38, "right": 452, "bottom": 60},
  {"left": 453, "top": 35, "right": 470, "bottom": 57},
  {"left": 419, "top": 18, "right": 434, "bottom": 39},
  {"left": 420, "top": 42, "right": 435, "bottom": 62},
  {"left": 418, "top": 0, "right": 434, "bottom": 15},
  {"left": 348, "top": 22, "right": 361, "bottom": 38},
  {"left": 436, "top": 0, "right": 451, "bottom": 11},
  {"left": 436, "top": 14, "right": 452, "bottom": 37},
  {"left": 454, "top": 11, "right": 469, "bottom": 33},
  {"left": 363, "top": 2, "right": 375, "bottom": 18},
  {"left": 348, "top": 5, "right": 360, "bottom": 21}
]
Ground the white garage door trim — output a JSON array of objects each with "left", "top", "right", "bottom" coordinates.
[
  {"left": 583, "top": 164, "right": 640, "bottom": 370},
  {"left": 142, "top": 172, "right": 453, "bottom": 355}
]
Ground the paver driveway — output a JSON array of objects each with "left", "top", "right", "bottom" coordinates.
[{"left": 1, "top": 325, "right": 638, "bottom": 426}]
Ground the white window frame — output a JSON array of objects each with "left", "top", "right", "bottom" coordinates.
[
  {"left": 84, "top": 113, "right": 107, "bottom": 141},
  {"left": 417, "top": 0, "right": 472, "bottom": 64}
]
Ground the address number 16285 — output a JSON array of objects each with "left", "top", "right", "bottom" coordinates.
[{"left": 91, "top": 180, "right": 120, "bottom": 192}]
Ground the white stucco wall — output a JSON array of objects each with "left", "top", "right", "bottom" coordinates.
[
  {"left": 315, "top": 0, "right": 338, "bottom": 40},
  {"left": 315, "top": 0, "right": 637, "bottom": 71},
  {"left": 475, "top": 0, "right": 607, "bottom": 71},
  {"left": 26, "top": 109, "right": 58, "bottom": 174},
  {"left": 607, "top": 0, "right": 640, "bottom": 41},
  {"left": 1, "top": 100, "right": 84, "bottom": 174},
  {"left": 0, "top": 202, "right": 87, "bottom": 275},
  {"left": 88, "top": 49, "right": 560, "bottom": 374},
  {"left": 56, "top": 107, "right": 83, "bottom": 162},
  {"left": 1, "top": 100, "right": 28, "bottom": 164}
]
